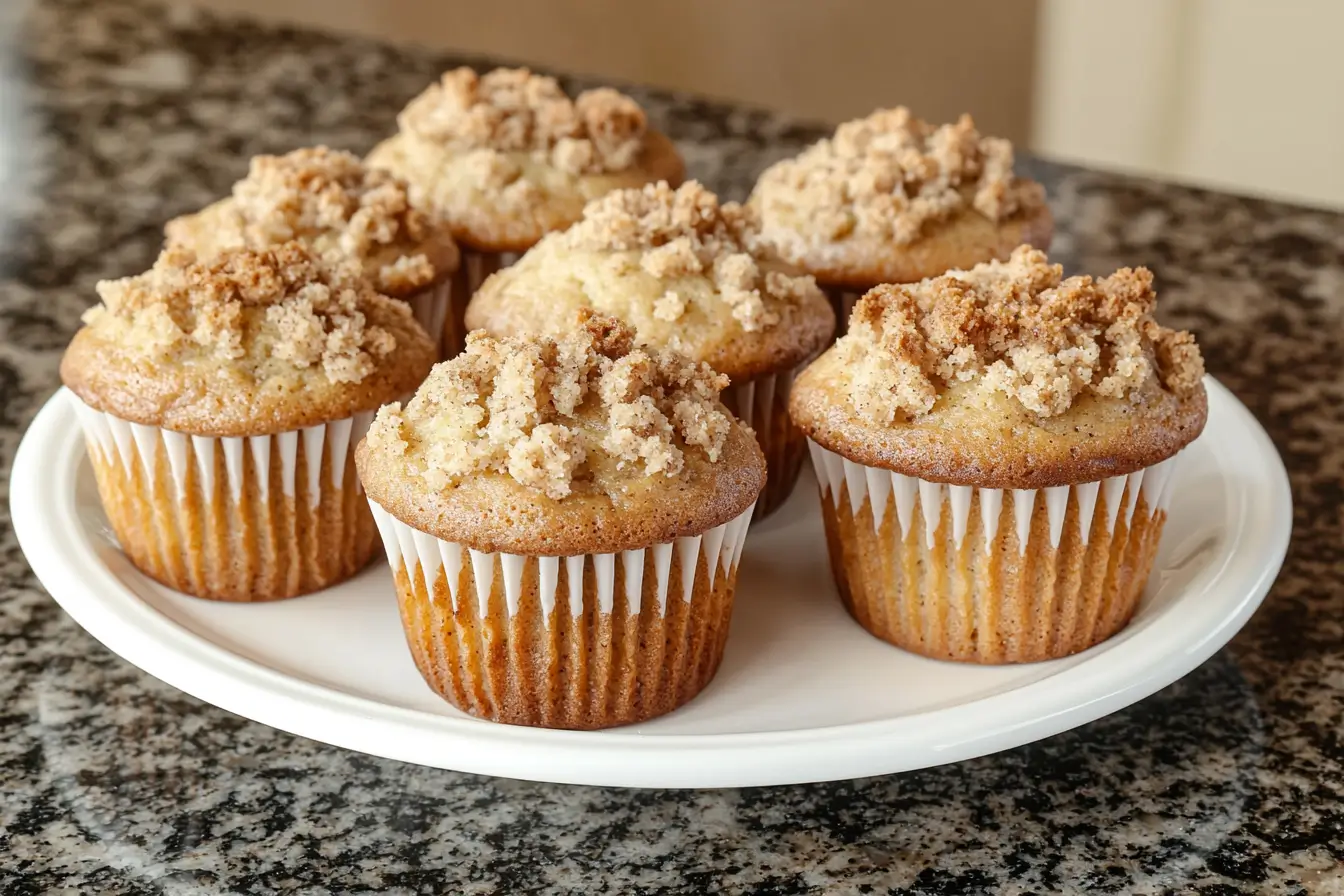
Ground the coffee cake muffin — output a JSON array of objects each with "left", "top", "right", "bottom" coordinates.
[
  {"left": 367, "top": 67, "right": 685, "bottom": 338},
  {"left": 61, "top": 243, "right": 436, "bottom": 601},
  {"left": 357, "top": 314, "right": 765, "bottom": 729},
  {"left": 465, "top": 180, "right": 834, "bottom": 518},
  {"left": 789, "top": 247, "right": 1207, "bottom": 663},
  {"left": 749, "top": 108, "right": 1053, "bottom": 329},
  {"left": 165, "top": 147, "right": 462, "bottom": 358}
]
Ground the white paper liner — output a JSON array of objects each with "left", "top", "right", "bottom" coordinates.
[
  {"left": 70, "top": 391, "right": 379, "bottom": 599},
  {"left": 368, "top": 500, "right": 756, "bottom": 628},
  {"left": 444, "top": 249, "right": 523, "bottom": 358},
  {"left": 817, "top": 286, "right": 863, "bottom": 336},
  {"left": 405, "top": 278, "right": 454, "bottom": 359},
  {"left": 806, "top": 439, "right": 1183, "bottom": 553},
  {"left": 71, "top": 394, "right": 376, "bottom": 507},
  {"left": 720, "top": 355, "right": 818, "bottom": 520},
  {"left": 461, "top": 250, "right": 522, "bottom": 295}
]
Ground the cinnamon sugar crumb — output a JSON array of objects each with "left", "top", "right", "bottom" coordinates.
[
  {"left": 398, "top": 67, "right": 648, "bottom": 175},
  {"left": 838, "top": 246, "right": 1205, "bottom": 421},
  {"left": 86, "top": 243, "right": 411, "bottom": 384},
  {"left": 167, "top": 147, "right": 448, "bottom": 295},
  {"left": 752, "top": 108, "right": 1046, "bottom": 247},
  {"left": 368, "top": 312, "right": 734, "bottom": 499},
  {"left": 563, "top": 181, "right": 822, "bottom": 331}
]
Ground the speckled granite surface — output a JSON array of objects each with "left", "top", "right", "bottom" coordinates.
[{"left": 0, "top": 1, "right": 1341, "bottom": 893}]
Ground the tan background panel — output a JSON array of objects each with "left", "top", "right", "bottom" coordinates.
[
  {"left": 186, "top": 0, "right": 1344, "bottom": 209},
  {"left": 187, "top": 0, "right": 1039, "bottom": 141}
]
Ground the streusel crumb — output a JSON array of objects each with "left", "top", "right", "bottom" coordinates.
[
  {"left": 366, "top": 312, "right": 734, "bottom": 499},
  {"left": 561, "top": 181, "right": 821, "bottom": 331},
  {"left": 753, "top": 108, "right": 1046, "bottom": 247},
  {"left": 838, "top": 246, "right": 1204, "bottom": 421},
  {"left": 84, "top": 243, "right": 410, "bottom": 384},
  {"left": 167, "top": 147, "right": 444, "bottom": 295},
  {"left": 398, "top": 67, "right": 647, "bottom": 175}
]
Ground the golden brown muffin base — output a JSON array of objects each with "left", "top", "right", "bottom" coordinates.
[
  {"left": 87, "top": 423, "right": 377, "bottom": 601},
  {"left": 817, "top": 470, "right": 1165, "bottom": 663},
  {"left": 367, "top": 131, "right": 686, "bottom": 255},
  {"left": 791, "top": 352, "right": 1208, "bottom": 489},
  {"left": 61, "top": 300, "right": 436, "bottom": 438},
  {"left": 462, "top": 242, "right": 837, "bottom": 385},
  {"left": 808, "top": 209, "right": 1052, "bottom": 338},
  {"left": 356, "top": 422, "right": 765, "bottom": 557},
  {"left": 391, "top": 539, "right": 737, "bottom": 729},
  {"left": 772, "top": 204, "right": 1054, "bottom": 292}
]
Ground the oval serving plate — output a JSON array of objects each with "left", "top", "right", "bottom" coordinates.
[{"left": 10, "top": 379, "right": 1290, "bottom": 788}]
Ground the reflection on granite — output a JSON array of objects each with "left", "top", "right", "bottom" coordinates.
[{"left": 0, "top": 0, "right": 1341, "bottom": 893}]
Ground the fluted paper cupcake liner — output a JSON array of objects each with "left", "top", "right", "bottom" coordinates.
[
  {"left": 369, "top": 500, "right": 756, "bottom": 729},
  {"left": 821, "top": 286, "right": 863, "bottom": 336},
  {"left": 448, "top": 250, "right": 522, "bottom": 357},
  {"left": 807, "top": 439, "right": 1183, "bottom": 663},
  {"left": 70, "top": 393, "right": 379, "bottom": 601},
  {"left": 405, "top": 278, "right": 457, "bottom": 361},
  {"left": 720, "top": 358, "right": 815, "bottom": 521}
]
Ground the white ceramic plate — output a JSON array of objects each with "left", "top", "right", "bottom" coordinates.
[{"left": 11, "top": 381, "right": 1290, "bottom": 788}]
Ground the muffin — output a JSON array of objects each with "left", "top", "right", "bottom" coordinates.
[
  {"left": 749, "top": 108, "right": 1053, "bottom": 330},
  {"left": 356, "top": 314, "right": 765, "bottom": 729},
  {"left": 465, "top": 180, "right": 835, "bottom": 518},
  {"left": 366, "top": 66, "right": 685, "bottom": 347},
  {"left": 165, "top": 146, "right": 462, "bottom": 358},
  {"left": 789, "top": 246, "right": 1207, "bottom": 663},
  {"left": 61, "top": 243, "right": 436, "bottom": 601}
]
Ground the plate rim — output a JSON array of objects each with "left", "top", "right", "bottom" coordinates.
[{"left": 10, "top": 380, "right": 1292, "bottom": 788}]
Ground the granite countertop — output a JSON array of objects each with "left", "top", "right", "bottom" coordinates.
[{"left": 2, "top": 1, "right": 1341, "bottom": 893}]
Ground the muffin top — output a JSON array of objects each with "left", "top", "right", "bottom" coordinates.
[
  {"left": 61, "top": 243, "right": 436, "bottom": 436},
  {"left": 790, "top": 247, "right": 1208, "bottom": 488},
  {"left": 356, "top": 313, "right": 766, "bottom": 554},
  {"left": 366, "top": 67, "right": 685, "bottom": 252},
  {"left": 164, "top": 147, "right": 459, "bottom": 300},
  {"left": 464, "top": 181, "right": 835, "bottom": 381},
  {"left": 749, "top": 108, "right": 1053, "bottom": 287}
]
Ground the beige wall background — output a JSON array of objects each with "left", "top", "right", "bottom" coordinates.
[
  {"left": 191, "top": 0, "right": 1039, "bottom": 142},
  {"left": 193, "top": 0, "right": 1344, "bottom": 210}
]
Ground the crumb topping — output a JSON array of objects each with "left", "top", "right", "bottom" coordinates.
[
  {"left": 752, "top": 108, "right": 1046, "bottom": 247},
  {"left": 837, "top": 246, "right": 1205, "bottom": 421},
  {"left": 560, "top": 181, "right": 822, "bottom": 331},
  {"left": 397, "top": 67, "right": 648, "bottom": 175},
  {"left": 366, "top": 312, "right": 734, "bottom": 499},
  {"left": 214, "top": 147, "right": 443, "bottom": 295},
  {"left": 83, "top": 243, "right": 410, "bottom": 384}
]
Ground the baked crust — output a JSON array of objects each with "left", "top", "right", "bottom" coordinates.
[
  {"left": 788, "top": 247, "right": 1209, "bottom": 487},
  {"left": 167, "top": 197, "right": 459, "bottom": 300},
  {"left": 61, "top": 245, "right": 436, "bottom": 436},
  {"left": 164, "top": 147, "right": 459, "bottom": 300},
  {"left": 366, "top": 130, "right": 685, "bottom": 253},
  {"left": 764, "top": 203, "right": 1054, "bottom": 289},
  {"left": 357, "top": 423, "right": 764, "bottom": 555},
  {"left": 791, "top": 351, "right": 1207, "bottom": 488},
  {"left": 464, "top": 181, "right": 836, "bottom": 381},
  {"left": 747, "top": 107, "right": 1052, "bottom": 287},
  {"left": 355, "top": 315, "right": 766, "bottom": 554}
]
